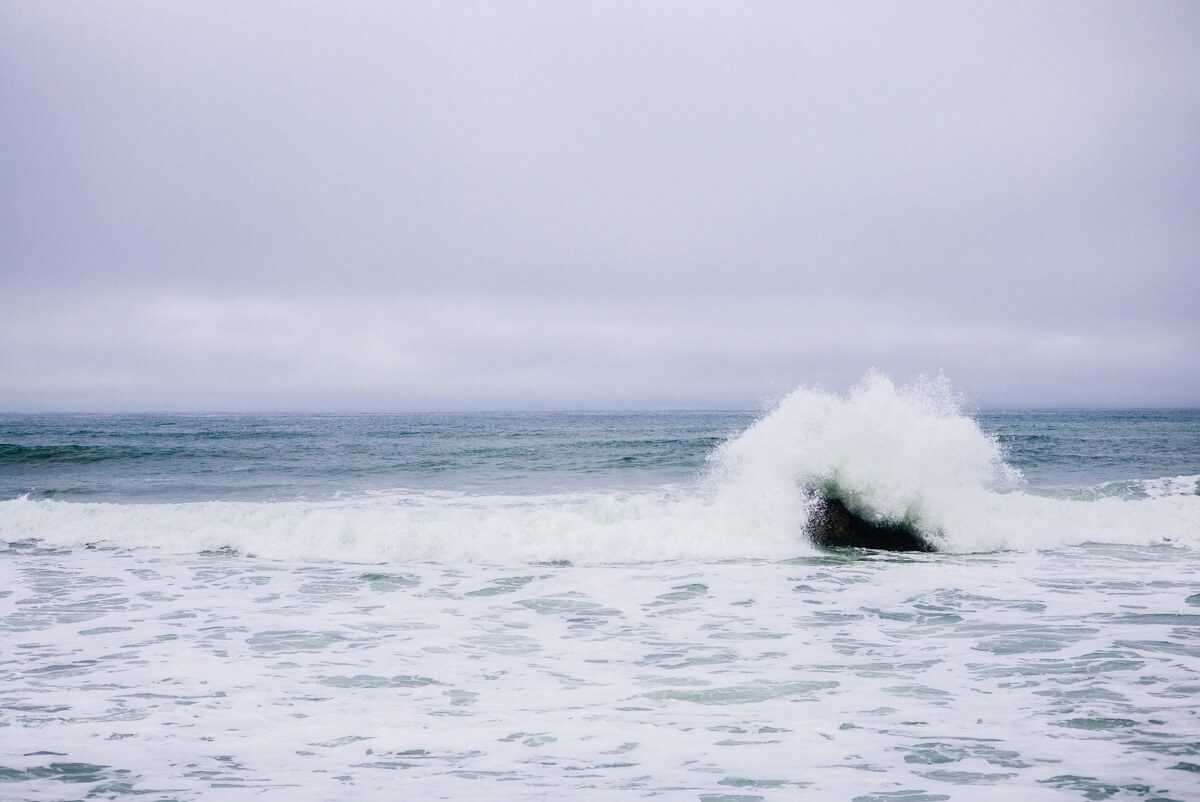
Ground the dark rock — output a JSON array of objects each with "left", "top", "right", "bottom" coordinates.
[{"left": 809, "top": 496, "right": 936, "bottom": 552}]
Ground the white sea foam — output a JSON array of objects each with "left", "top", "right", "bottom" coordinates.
[
  {"left": 709, "top": 372, "right": 1200, "bottom": 553},
  {"left": 0, "top": 488, "right": 804, "bottom": 564},
  {"left": 1077, "top": 473, "right": 1200, "bottom": 500},
  {"left": 6, "top": 540, "right": 1198, "bottom": 800},
  {"left": 2, "top": 374, "right": 1197, "bottom": 561}
]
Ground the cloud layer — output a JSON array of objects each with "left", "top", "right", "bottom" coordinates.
[{"left": 3, "top": 2, "right": 1198, "bottom": 409}]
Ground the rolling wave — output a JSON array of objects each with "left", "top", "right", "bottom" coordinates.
[
  {"left": 2, "top": 374, "right": 1197, "bottom": 562},
  {"left": 0, "top": 443, "right": 170, "bottom": 465}
]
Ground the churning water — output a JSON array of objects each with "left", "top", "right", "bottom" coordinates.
[{"left": 1, "top": 375, "right": 1197, "bottom": 800}]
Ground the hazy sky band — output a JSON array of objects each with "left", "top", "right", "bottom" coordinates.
[{"left": 3, "top": 2, "right": 1198, "bottom": 410}]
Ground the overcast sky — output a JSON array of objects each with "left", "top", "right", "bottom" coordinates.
[{"left": 2, "top": 2, "right": 1198, "bottom": 411}]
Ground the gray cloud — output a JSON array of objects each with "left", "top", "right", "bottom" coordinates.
[{"left": 3, "top": 2, "right": 1198, "bottom": 410}]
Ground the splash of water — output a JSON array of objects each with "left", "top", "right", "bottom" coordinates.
[{"left": 2, "top": 373, "right": 1196, "bottom": 561}]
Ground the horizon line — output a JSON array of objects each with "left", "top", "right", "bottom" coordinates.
[{"left": 2, "top": 406, "right": 1198, "bottom": 416}]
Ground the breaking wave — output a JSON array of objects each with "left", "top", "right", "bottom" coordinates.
[{"left": 2, "top": 374, "right": 1197, "bottom": 562}]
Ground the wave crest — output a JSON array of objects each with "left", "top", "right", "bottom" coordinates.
[
  {"left": 710, "top": 373, "right": 1197, "bottom": 552},
  {"left": 2, "top": 374, "right": 1197, "bottom": 562}
]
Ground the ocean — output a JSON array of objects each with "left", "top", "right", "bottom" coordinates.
[{"left": 1, "top": 376, "right": 1198, "bottom": 801}]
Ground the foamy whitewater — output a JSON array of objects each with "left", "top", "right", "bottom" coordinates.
[{"left": 1, "top": 375, "right": 1198, "bottom": 800}]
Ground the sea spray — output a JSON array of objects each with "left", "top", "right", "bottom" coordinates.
[
  {"left": 1, "top": 374, "right": 1197, "bottom": 561},
  {"left": 707, "top": 371, "right": 1023, "bottom": 549},
  {"left": 710, "top": 374, "right": 1198, "bottom": 552}
]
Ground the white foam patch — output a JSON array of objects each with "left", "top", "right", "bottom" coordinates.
[
  {"left": 709, "top": 372, "right": 1200, "bottom": 552},
  {"left": 1088, "top": 474, "right": 1200, "bottom": 500},
  {"left": 0, "top": 489, "right": 808, "bottom": 564},
  {"left": 2, "top": 373, "right": 1197, "bottom": 561}
]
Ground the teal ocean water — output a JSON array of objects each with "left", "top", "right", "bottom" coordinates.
[{"left": 1, "top": 377, "right": 1198, "bottom": 800}]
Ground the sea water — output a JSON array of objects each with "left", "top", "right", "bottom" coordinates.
[{"left": 1, "top": 375, "right": 1197, "bottom": 801}]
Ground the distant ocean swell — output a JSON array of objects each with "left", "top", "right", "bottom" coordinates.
[
  {"left": 2, "top": 374, "right": 1197, "bottom": 562},
  {"left": 0, "top": 443, "right": 177, "bottom": 465}
]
